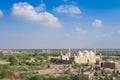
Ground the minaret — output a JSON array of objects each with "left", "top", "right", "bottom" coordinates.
[
  {"left": 60, "top": 51, "right": 63, "bottom": 60},
  {"left": 68, "top": 48, "right": 71, "bottom": 57},
  {"left": 94, "top": 48, "right": 96, "bottom": 55},
  {"left": 60, "top": 51, "right": 63, "bottom": 55},
  {"left": 100, "top": 53, "right": 102, "bottom": 61}
]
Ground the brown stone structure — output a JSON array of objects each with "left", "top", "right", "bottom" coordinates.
[{"left": 102, "top": 61, "right": 120, "bottom": 69}]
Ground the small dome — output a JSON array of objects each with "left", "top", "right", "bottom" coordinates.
[
  {"left": 89, "top": 51, "right": 95, "bottom": 56},
  {"left": 84, "top": 50, "right": 89, "bottom": 53},
  {"left": 83, "top": 50, "right": 89, "bottom": 56},
  {"left": 78, "top": 51, "right": 83, "bottom": 57}
]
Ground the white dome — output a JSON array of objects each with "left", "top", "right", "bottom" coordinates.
[
  {"left": 89, "top": 51, "right": 95, "bottom": 56},
  {"left": 78, "top": 51, "right": 83, "bottom": 57},
  {"left": 83, "top": 50, "right": 89, "bottom": 56},
  {"left": 84, "top": 50, "right": 89, "bottom": 53}
]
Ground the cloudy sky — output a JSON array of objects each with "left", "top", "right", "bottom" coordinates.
[{"left": 0, "top": 0, "right": 120, "bottom": 49}]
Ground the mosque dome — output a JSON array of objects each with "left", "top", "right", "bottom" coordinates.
[
  {"left": 83, "top": 50, "right": 89, "bottom": 56},
  {"left": 78, "top": 51, "right": 83, "bottom": 57},
  {"left": 89, "top": 51, "right": 95, "bottom": 56}
]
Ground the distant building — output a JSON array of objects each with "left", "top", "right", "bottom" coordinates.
[
  {"left": 60, "top": 48, "right": 101, "bottom": 64},
  {"left": 101, "top": 61, "right": 120, "bottom": 69}
]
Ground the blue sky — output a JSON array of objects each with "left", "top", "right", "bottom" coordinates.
[{"left": 0, "top": 0, "right": 120, "bottom": 49}]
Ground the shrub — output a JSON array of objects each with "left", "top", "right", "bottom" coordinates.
[
  {"left": 63, "top": 69, "right": 70, "bottom": 74},
  {"left": 29, "top": 75, "right": 45, "bottom": 80},
  {"left": 71, "top": 75, "right": 88, "bottom": 80},
  {"left": 57, "top": 76, "right": 68, "bottom": 80},
  {"left": 72, "top": 64, "right": 81, "bottom": 69},
  {"left": 9, "top": 56, "right": 18, "bottom": 65}
]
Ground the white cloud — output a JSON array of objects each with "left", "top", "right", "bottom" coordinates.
[
  {"left": 0, "top": 10, "right": 3, "bottom": 17},
  {"left": 96, "top": 34, "right": 111, "bottom": 38},
  {"left": 12, "top": 2, "right": 62, "bottom": 28},
  {"left": 92, "top": 19, "right": 102, "bottom": 27},
  {"left": 35, "top": 4, "right": 46, "bottom": 12},
  {"left": 53, "top": 5, "right": 81, "bottom": 15},
  {"left": 75, "top": 27, "right": 86, "bottom": 33}
]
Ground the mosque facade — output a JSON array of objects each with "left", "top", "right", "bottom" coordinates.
[{"left": 60, "top": 49, "right": 101, "bottom": 64}]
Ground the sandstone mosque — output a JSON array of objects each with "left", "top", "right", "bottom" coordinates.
[{"left": 59, "top": 48, "right": 101, "bottom": 64}]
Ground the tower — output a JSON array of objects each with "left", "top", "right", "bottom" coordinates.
[
  {"left": 78, "top": 51, "right": 83, "bottom": 57},
  {"left": 68, "top": 48, "right": 71, "bottom": 57},
  {"left": 60, "top": 51, "right": 63, "bottom": 60},
  {"left": 94, "top": 48, "right": 96, "bottom": 55},
  {"left": 60, "top": 51, "right": 63, "bottom": 55},
  {"left": 100, "top": 53, "right": 102, "bottom": 61}
]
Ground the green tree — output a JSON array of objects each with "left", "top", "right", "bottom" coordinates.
[
  {"left": 0, "top": 65, "right": 12, "bottom": 78},
  {"left": 9, "top": 56, "right": 18, "bottom": 65}
]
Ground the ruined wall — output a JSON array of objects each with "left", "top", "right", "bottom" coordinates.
[
  {"left": 115, "top": 63, "right": 120, "bottom": 69},
  {"left": 104, "top": 62, "right": 115, "bottom": 69},
  {"left": 74, "top": 56, "right": 96, "bottom": 64}
]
